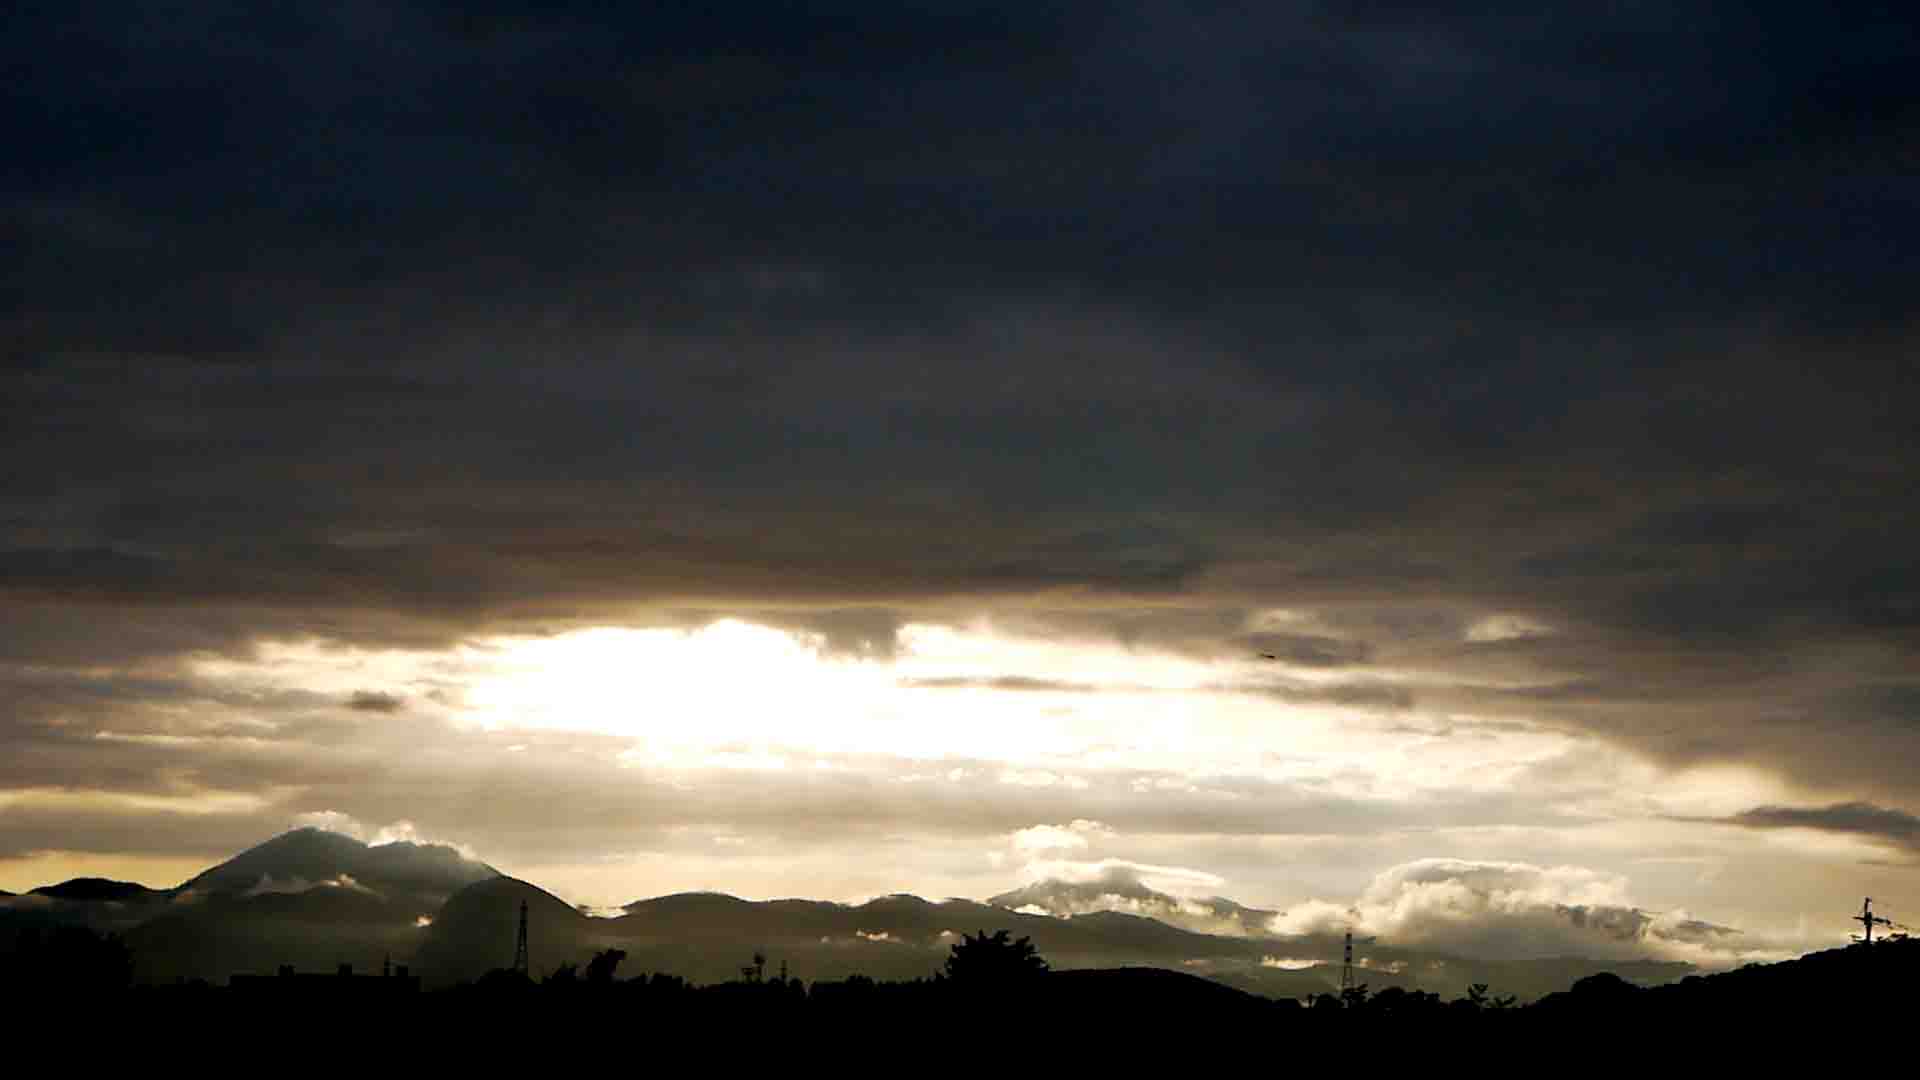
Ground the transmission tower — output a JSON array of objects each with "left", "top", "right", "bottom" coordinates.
[
  {"left": 1340, "top": 929, "right": 1354, "bottom": 993},
  {"left": 513, "top": 899, "right": 529, "bottom": 974},
  {"left": 1854, "top": 897, "right": 1895, "bottom": 944}
]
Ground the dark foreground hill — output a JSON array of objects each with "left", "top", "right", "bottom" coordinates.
[
  {"left": 1532, "top": 936, "right": 1920, "bottom": 1021},
  {"left": 18, "top": 932, "right": 1910, "bottom": 1064}
]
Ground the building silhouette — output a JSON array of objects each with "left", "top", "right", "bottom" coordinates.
[{"left": 228, "top": 961, "right": 421, "bottom": 996}]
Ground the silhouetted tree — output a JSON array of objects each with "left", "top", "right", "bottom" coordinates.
[
  {"left": 585, "top": 948, "right": 626, "bottom": 984},
  {"left": 944, "top": 929, "right": 1048, "bottom": 984},
  {"left": 1366, "top": 985, "right": 1442, "bottom": 1016},
  {"left": 472, "top": 967, "right": 534, "bottom": 993},
  {"left": 9, "top": 926, "right": 133, "bottom": 995}
]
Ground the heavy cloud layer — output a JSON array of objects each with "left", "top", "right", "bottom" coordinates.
[{"left": 2, "top": 3, "right": 1918, "bottom": 941}]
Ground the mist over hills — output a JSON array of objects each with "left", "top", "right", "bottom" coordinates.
[
  {"left": 0, "top": 829, "right": 1801, "bottom": 1000},
  {"left": 989, "top": 871, "right": 1281, "bottom": 937},
  {"left": 414, "top": 877, "right": 1304, "bottom": 989}
]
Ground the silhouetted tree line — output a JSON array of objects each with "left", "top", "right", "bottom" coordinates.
[
  {"left": 10, "top": 922, "right": 1918, "bottom": 1038},
  {"left": 0, "top": 925, "right": 133, "bottom": 996},
  {"left": 1300, "top": 979, "right": 1519, "bottom": 1015},
  {"left": 436, "top": 930, "right": 1537, "bottom": 1029}
]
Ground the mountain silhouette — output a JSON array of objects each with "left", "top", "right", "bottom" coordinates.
[
  {"left": 107, "top": 828, "right": 493, "bottom": 983},
  {"left": 415, "top": 876, "right": 589, "bottom": 984},
  {"left": 4, "top": 829, "right": 1879, "bottom": 1005},
  {"left": 0, "top": 829, "right": 497, "bottom": 984},
  {"left": 0, "top": 876, "right": 173, "bottom": 937},
  {"left": 181, "top": 827, "right": 497, "bottom": 906},
  {"left": 404, "top": 879, "right": 1313, "bottom": 990},
  {"left": 28, "top": 878, "right": 161, "bottom": 903},
  {"left": 1527, "top": 936, "right": 1920, "bottom": 1022}
]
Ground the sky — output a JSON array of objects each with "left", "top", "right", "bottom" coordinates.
[{"left": 3, "top": 3, "right": 1918, "bottom": 968}]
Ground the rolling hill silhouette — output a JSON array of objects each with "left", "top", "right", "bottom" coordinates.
[
  {"left": 29, "top": 878, "right": 162, "bottom": 903},
  {"left": 0, "top": 877, "right": 174, "bottom": 936},
  {"left": 410, "top": 877, "right": 1355, "bottom": 991},
  {"left": 413, "top": 875, "right": 586, "bottom": 983},
  {"left": 1529, "top": 936, "right": 1920, "bottom": 1021}
]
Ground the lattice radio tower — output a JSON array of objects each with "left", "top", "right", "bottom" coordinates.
[
  {"left": 513, "top": 899, "right": 529, "bottom": 974},
  {"left": 1340, "top": 929, "right": 1354, "bottom": 993}
]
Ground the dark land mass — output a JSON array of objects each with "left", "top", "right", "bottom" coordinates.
[
  {"left": 28, "top": 879, "right": 160, "bottom": 903},
  {"left": 0, "top": 828, "right": 1877, "bottom": 1007},
  {"left": 4, "top": 921, "right": 1913, "bottom": 1066}
]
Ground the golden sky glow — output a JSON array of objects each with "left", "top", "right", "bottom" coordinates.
[{"left": 0, "top": 613, "right": 1863, "bottom": 957}]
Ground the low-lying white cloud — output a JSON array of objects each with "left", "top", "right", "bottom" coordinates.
[
  {"left": 290, "top": 810, "right": 480, "bottom": 860},
  {"left": 1010, "top": 819, "right": 1112, "bottom": 855},
  {"left": 1018, "top": 857, "right": 1225, "bottom": 896},
  {"left": 1272, "top": 858, "right": 1783, "bottom": 968},
  {"left": 242, "top": 871, "right": 378, "bottom": 898},
  {"left": 991, "top": 832, "right": 1268, "bottom": 936}
]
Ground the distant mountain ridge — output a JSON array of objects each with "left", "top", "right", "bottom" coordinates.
[
  {"left": 415, "top": 877, "right": 1290, "bottom": 988},
  {"left": 988, "top": 876, "right": 1280, "bottom": 937},
  {"left": 0, "top": 829, "right": 1796, "bottom": 1001}
]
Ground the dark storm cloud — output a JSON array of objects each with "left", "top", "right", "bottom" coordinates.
[
  {"left": 1224, "top": 679, "right": 1416, "bottom": 712},
  {"left": 1692, "top": 802, "right": 1920, "bottom": 856},
  {"left": 2, "top": 0, "right": 1918, "bottom": 820},
  {"left": 1241, "top": 633, "right": 1373, "bottom": 668},
  {"left": 347, "top": 690, "right": 406, "bottom": 713}
]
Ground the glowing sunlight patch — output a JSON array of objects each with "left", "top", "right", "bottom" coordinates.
[{"left": 176, "top": 617, "right": 1616, "bottom": 799}]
